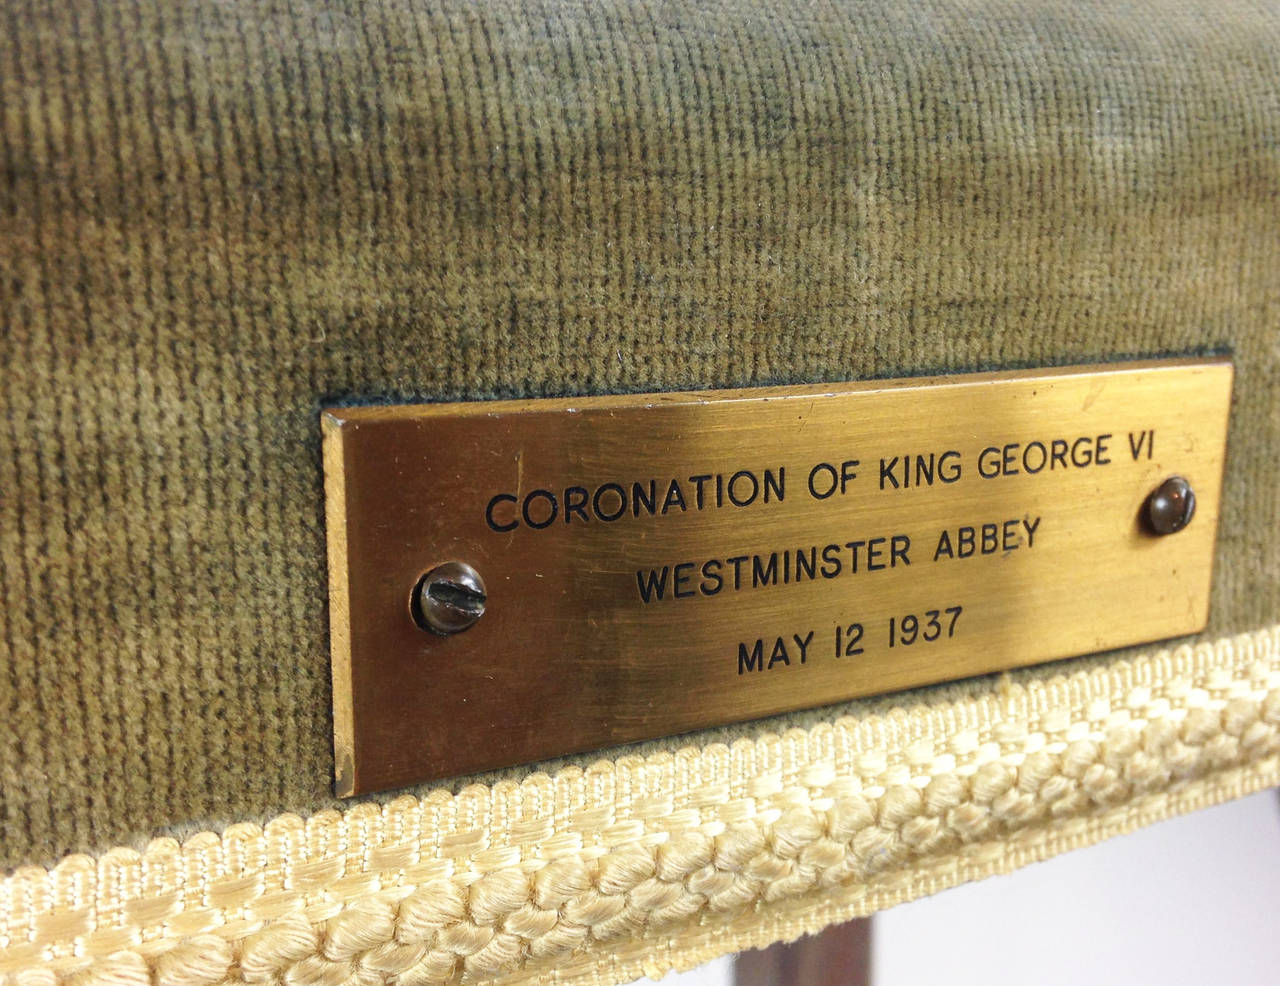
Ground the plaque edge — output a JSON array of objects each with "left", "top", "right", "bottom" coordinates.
[
  {"left": 319, "top": 355, "right": 1234, "bottom": 423},
  {"left": 322, "top": 412, "right": 358, "bottom": 798}
]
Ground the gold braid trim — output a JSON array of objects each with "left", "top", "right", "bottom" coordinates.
[{"left": 3, "top": 626, "right": 1280, "bottom": 985}]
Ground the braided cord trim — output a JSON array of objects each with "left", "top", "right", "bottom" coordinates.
[{"left": 3, "top": 626, "right": 1279, "bottom": 985}]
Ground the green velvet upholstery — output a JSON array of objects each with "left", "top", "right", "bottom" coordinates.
[{"left": 1, "top": 0, "right": 1278, "bottom": 871}]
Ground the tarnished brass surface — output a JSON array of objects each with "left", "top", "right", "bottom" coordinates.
[{"left": 323, "top": 358, "right": 1232, "bottom": 796}]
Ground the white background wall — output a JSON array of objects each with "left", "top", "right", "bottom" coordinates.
[{"left": 647, "top": 788, "right": 1280, "bottom": 986}]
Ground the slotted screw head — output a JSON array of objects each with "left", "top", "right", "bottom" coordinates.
[
  {"left": 1145, "top": 476, "right": 1196, "bottom": 536},
  {"left": 413, "top": 562, "right": 486, "bottom": 634}
]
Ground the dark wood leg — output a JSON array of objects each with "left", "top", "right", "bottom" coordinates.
[{"left": 733, "top": 916, "right": 873, "bottom": 986}]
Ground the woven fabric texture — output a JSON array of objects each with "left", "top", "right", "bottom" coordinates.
[
  {"left": 2, "top": 627, "right": 1280, "bottom": 984},
  {"left": 2, "top": 0, "right": 1279, "bottom": 882}
]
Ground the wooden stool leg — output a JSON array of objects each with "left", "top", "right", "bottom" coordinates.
[{"left": 733, "top": 917, "right": 872, "bottom": 986}]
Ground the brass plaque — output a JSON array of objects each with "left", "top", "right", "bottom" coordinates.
[{"left": 323, "top": 358, "right": 1232, "bottom": 796}]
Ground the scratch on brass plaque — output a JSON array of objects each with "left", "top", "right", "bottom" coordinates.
[{"left": 323, "top": 358, "right": 1233, "bottom": 796}]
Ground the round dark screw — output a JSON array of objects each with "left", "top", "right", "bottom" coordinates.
[
  {"left": 1145, "top": 476, "right": 1196, "bottom": 536},
  {"left": 413, "top": 562, "right": 486, "bottom": 634}
]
